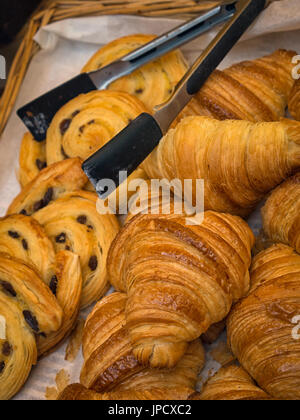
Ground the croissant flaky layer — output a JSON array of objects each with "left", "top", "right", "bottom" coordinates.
[
  {"left": 177, "top": 49, "right": 296, "bottom": 124},
  {"left": 190, "top": 365, "right": 271, "bottom": 401},
  {"left": 228, "top": 244, "right": 300, "bottom": 400},
  {"left": 82, "top": 34, "right": 188, "bottom": 111},
  {"left": 262, "top": 172, "right": 300, "bottom": 253},
  {"left": 289, "top": 79, "right": 300, "bottom": 121},
  {"left": 142, "top": 116, "right": 300, "bottom": 217},
  {"left": 58, "top": 384, "right": 192, "bottom": 401},
  {"left": 80, "top": 292, "right": 205, "bottom": 393},
  {"left": 108, "top": 212, "right": 254, "bottom": 369}
]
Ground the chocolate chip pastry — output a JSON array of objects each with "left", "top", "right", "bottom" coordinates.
[
  {"left": 0, "top": 214, "right": 82, "bottom": 357},
  {"left": 19, "top": 132, "right": 47, "bottom": 188},
  {"left": 0, "top": 253, "right": 63, "bottom": 400}
]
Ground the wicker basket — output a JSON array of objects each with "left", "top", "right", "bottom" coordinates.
[{"left": 0, "top": 0, "right": 227, "bottom": 137}]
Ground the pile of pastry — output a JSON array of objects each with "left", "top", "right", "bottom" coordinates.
[{"left": 1, "top": 33, "right": 300, "bottom": 401}]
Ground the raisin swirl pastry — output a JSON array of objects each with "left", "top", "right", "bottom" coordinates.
[
  {"left": 82, "top": 34, "right": 188, "bottom": 111},
  {"left": 227, "top": 244, "right": 300, "bottom": 400},
  {"left": 108, "top": 211, "right": 254, "bottom": 369},
  {"left": 0, "top": 253, "right": 63, "bottom": 400},
  {"left": 176, "top": 49, "right": 296, "bottom": 124},
  {"left": 19, "top": 132, "right": 47, "bottom": 188},
  {"left": 80, "top": 293, "right": 205, "bottom": 394},
  {"left": 7, "top": 158, "right": 88, "bottom": 216},
  {"left": 262, "top": 172, "right": 300, "bottom": 253},
  {"left": 46, "top": 90, "right": 148, "bottom": 165},
  {"left": 190, "top": 365, "right": 271, "bottom": 401},
  {"left": 33, "top": 191, "right": 119, "bottom": 308},
  {"left": 289, "top": 79, "right": 300, "bottom": 121},
  {"left": 0, "top": 214, "right": 82, "bottom": 357}
]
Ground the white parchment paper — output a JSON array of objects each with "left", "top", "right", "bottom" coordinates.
[{"left": 0, "top": 0, "right": 298, "bottom": 400}]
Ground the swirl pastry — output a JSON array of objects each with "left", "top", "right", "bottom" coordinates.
[
  {"left": 108, "top": 211, "right": 254, "bottom": 369},
  {"left": 8, "top": 158, "right": 88, "bottom": 216},
  {"left": 33, "top": 191, "right": 119, "bottom": 308},
  {"left": 46, "top": 90, "right": 148, "bottom": 165},
  {"left": 142, "top": 116, "right": 300, "bottom": 217},
  {"left": 82, "top": 34, "right": 188, "bottom": 111},
  {"left": 177, "top": 49, "right": 296, "bottom": 124},
  {"left": 0, "top": 253, "right": 63, "bottom": 400},
  {"left": 0, "top": 214, "right": 82, "bottom": 357},
  {"left": 190, "top": 365, "right": 271, "bottom": 400},
  {"left": 58, "top": 384, "right": 192, "bottom": 401},
  {"left": 289, "top": 79, "right": 300, "bottom": 121},
  {"left": 227, "top": 244, "right": 300, "bottom": 400},
  {"left": 262, "top": 173, "right": 300, "bottom": 253},
  {"left": 19, "top": 132, "right": 47, "bottom": 188},
  {"left": 80, "top": 292, "right": 204, "bottom": 394}
]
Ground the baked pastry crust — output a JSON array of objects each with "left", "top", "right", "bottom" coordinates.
[
  {"left": 82, "top": 34, "right": 188, "bottom": 111},
  {"left": 227, "top": 244, "right": 300, "bottom": 400},
  {"left": 7, "top": 158, "right": 88, "bottom": 216},
  {"left": 34, "top": 191, "right": 119, "bottom": 308},
  {"left": 142, "top": 116, "right": 300, "bottom": 217},
  {"left": 262, "top": 172, "right": 300, "bottom": 253},
  {"left": 80, "top": 292, "right": 205, "bottom": 393},
  {"left": 190, "top": 365, "right": 271, "bottom": 400},
  {"left": 107, "top": 211, "right": 254, "bottom": 368},
  {"left": 19, "top": 132, "right": 47, "bottom": 188},
  {"left": 289, "top": 79, "right": 300, "bottom": 121}
]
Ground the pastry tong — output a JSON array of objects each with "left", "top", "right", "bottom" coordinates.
[
  {"left": 83, "top": 0, "right": 266, "bottom": 198},
  {"left": 18, "top": 2, "right": 238, "bottom": 141}
]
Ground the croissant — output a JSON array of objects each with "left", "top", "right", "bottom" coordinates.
[
  {"left": 19, "top": 133, "right": 47, "bottom": 188},
  {"left": 0, "top": 214, "right": 82, "bottom": 356},
  {"left": 0, "top": 253, "right": 63, "bottom": 400},
  {"left": 80, "top": 292, "right": 204, "bottom": 393},
  {"left": 108, "top": 211, "right": 254, "bottom": 369},
  {"left": 262, "top": 172, "right": 300, "bottom": 253},
  {"left": 7, "top": 158, "right": 88, "bottom": 216},
  {"left": 142, "top": 116, "right": 300, "bottom": 217},
  {"left": 46, "top": 90, "right": 148, "bottom": 165},
  {"left": 289, "top": 79, "right": 300, "bottom": 121},
  {"left": 82, "top": 34, "right": 188, "bottom": 111},
  {"left": 58, "top": 384, "right": 192, "bottom": 401},
  {"left": 190, "top": 365, "right": 271, "bottom": 400},
  {"left": 176, "top": 49, "right": 296, "bottom": 124},
  {"left": 227, "top": 244, "right": 300, "bottom": 400},
  {"left": 33, "top": 191, "right": 119, "bottom": 308}
]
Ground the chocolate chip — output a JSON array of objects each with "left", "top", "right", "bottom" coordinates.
[
  {"left": 20, "top": 209, "right": 27, "bottom": 216},
  {"left": 49, "top": 276, "right": 58, "bottom": 296},
  {"left": 88, "top": 120, "right": 95, "bottom": 125},
  {"left": 99, "top": 246, "right": 103, "bottom": 255},
  {"left": 36, "top": 159, "right": 47, "bottom": 171},
  {"left": 87, "top": 225, "right": 93, "bottom": 230},
  {"left": 61, "top": 146, "right": 70, "bottom": 159},
  {"left": 22, "top": 239, "right": 29, "bottom": 250},
  {"left": 79, "top": 125, "right": 85, "bottom": 133},
  {"left": 23, "top": 311, "right": 39, "bottom": 333},
  {"left": 65, "top": 246, "right": 71, "bottom": 251},
  {"left": 55, "top": 233, "right": 66, "bottom": 244},
  {"left": 39, "top": 332, "right": 47, "bottom": 338},
  {"left": 60, "top": 118, "right": 71, "bottom": 135},
  {"left": 2, "top": 342, "right": 12, "bottom": 357},
  {"left": 0, "top": 361, "right": 5, "bottom": 374},
  {"left": 33, "top": 200, "right": 44, "bottom": 212},
  {"left": 8, "top": 231, "right": 20, "bottom": 239},
  {"left": 43, "top": 188, "right": 53, "bottom": 206},
  {"left": 0, "top": 281, "right": 17, "bottom": 297},
  {"left": 72, "top": 110, "right": 80, "bottom": 118},
  {"left": 77, "top": 215, "right": 87, "bottom": 225},
  {"left": 135, "top": 88, "right": 144, "bottom": 94},
  {"left": 89, "top": 256, "right": 98, "bottom": 271}
]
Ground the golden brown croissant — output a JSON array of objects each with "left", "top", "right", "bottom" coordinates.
[
  {"left": 0, "top": 253, "right": 63, "bottom": 400},
  {"left": 190, "top": 365, "right": 271, "bottom": 400},
  {"left": 108, "top": 211, "right": 254, "bottom": 369},
  {"left": 19, "top": 133, "right": 47, "bottom": 188},
  {"left": 80, "top": 292, "right": 205, "bottom": 393},
  {"left": 33, "top": 191, "right": 119, "bottom": 308},
  {"left": 142, "top": 116, "right": 300, "bottom": 217},
  {"left": 46, "top": 90, "right": 148, "bottom": 165},
  {"left": 82, "top": 34, "right": 188, "bottom": 111},
  {"left": 177, "top": 49, "right": 296, "bottom": 124},
  {"left": 262, "top": 173, "right": 300, "bottom": 253},
  {"left": 227, "top": 244, "right": 300, "bottom": 400},
  {"left": 58, "top": 383, "right": 192, "bottom": 401},
  {"left": 7, "top": 158, "right": 88, "bottom": 216},
  {"left": 0, "top": 214, "right": 82, "bottom": 357},
  {"left": 289, "top": 79, "right": 300, "bottom": 121}
]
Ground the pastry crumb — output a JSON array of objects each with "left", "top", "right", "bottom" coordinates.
[
  {"left": 209, "top": 341, "right": 235, "bottom": 367},
  {"left": 45, "top": 369, "right": 70, "bottom": 400},
  {"left": 65, "top": 318, "right": 85, "bottom": 362}
]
